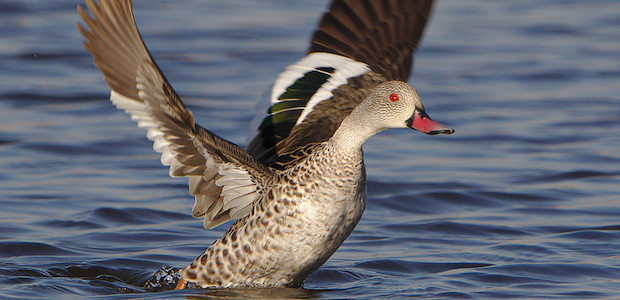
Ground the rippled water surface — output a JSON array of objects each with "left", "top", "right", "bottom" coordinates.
[{"left": 1, "top": 0, "right": 619, "bottom": 298}]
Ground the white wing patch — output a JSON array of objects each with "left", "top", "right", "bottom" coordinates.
[
  {"left": 111, "top": 90, "right": 202, "bottom": 177},
  {"left": 111, "top": 90, "right": 169, "bottom": 161},
  {"left": 283, "top": 53, "right": 370, "bottom": 125},
  {"left": 249, "top": 52, "right": 369, "bottom": 142}
]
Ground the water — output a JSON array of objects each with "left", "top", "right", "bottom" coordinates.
[{"left": 1, "top": 0, "right": 619, "bottom": 298}]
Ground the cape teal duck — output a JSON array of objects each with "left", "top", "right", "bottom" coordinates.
[{"left": 77, "top": 0, "right": 453, "bottom": 289}]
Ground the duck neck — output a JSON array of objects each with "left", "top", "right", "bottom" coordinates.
[{"left": 329, "top": 110, "right": 380, "bottom": 152}]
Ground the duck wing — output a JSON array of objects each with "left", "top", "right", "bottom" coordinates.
[
  {"left": 247, "top": 0, "right": 435, "bottom": 167},
  {"left": 77, "top": 0, "right": 273, "bottom": 229},
  {"left": 309, "top": 0, "right": 434, "bottom": 81}
]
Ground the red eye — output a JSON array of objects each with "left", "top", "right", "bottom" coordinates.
[{"left": 390, "top": 93, "right": 399, "bottom": 102}]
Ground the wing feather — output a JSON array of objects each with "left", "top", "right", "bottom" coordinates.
[
  {"left": 309, "top": 0, "right": 434, "bottom": 80},
  {"left": 78, "top": 0, "right": 274, "bottom": 229}
]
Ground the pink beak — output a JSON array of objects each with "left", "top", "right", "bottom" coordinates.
[{"left": 407, "top": 110, "right": 454, "bottom": 135}]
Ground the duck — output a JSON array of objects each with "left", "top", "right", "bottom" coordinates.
[{"left": 77, "top": 0, "right": 453, "bottom": 289}]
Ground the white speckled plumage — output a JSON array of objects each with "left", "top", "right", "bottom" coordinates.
[{"left": 77, "top": 0, "right": 453, "bottom": 289}]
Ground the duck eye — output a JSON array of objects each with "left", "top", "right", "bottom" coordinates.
[{"left": 389, "top": 93, "right": 399, "bottom": 102}]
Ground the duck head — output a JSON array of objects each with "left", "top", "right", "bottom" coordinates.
[
  {"left": 357, "top": 81, "right": 454, "bottom": 135},
  {"left": 333, "top": 81, "right": 453, "bottom": 149}
]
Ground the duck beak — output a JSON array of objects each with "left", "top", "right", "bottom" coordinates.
[{"left": 406, "top": 110, "right": 454, "bottom": 135}]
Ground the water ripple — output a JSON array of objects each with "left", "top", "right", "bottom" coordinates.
[{"left": 1, "top": 0, "right": 619, "bottom": 298}]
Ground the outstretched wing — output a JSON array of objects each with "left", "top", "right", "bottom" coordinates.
[
  {"left": 308, "top": 0, "right": 434, "bottom": 81},
  {"left": 247, "top": 0, "right": 434, "bottom": 167},
  {"left": 77, "top": 0, "right": 273, "bottom": 229}
]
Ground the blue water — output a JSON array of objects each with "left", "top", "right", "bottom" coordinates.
[{"left": 1, "top": 0, "right": 619, "bottom": 298}]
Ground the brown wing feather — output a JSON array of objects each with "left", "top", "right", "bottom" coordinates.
[
  {"left": 308, "top": 0, "right": 434, "bottom": 81},
  {"left": 77, "top": 0, "right": 152, "bottom": 100}
]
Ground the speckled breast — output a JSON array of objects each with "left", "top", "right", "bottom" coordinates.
[{"left": 181, "top": 146, "right": 367, "bottom": 288}]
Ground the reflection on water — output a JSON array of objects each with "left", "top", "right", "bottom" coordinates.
[{"left": 1, "top": 0, "right": 619, "bottom": 298}]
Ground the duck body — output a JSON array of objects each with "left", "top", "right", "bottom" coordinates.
[
  {"left": 77, "top": 0, "right": 453, "bottom": 289},
  {"left": 183, "top": 141, "right": 366, "bottom": 288},
  {"left": 177, "top": 79, "right": 452, "bottom": 288}
]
